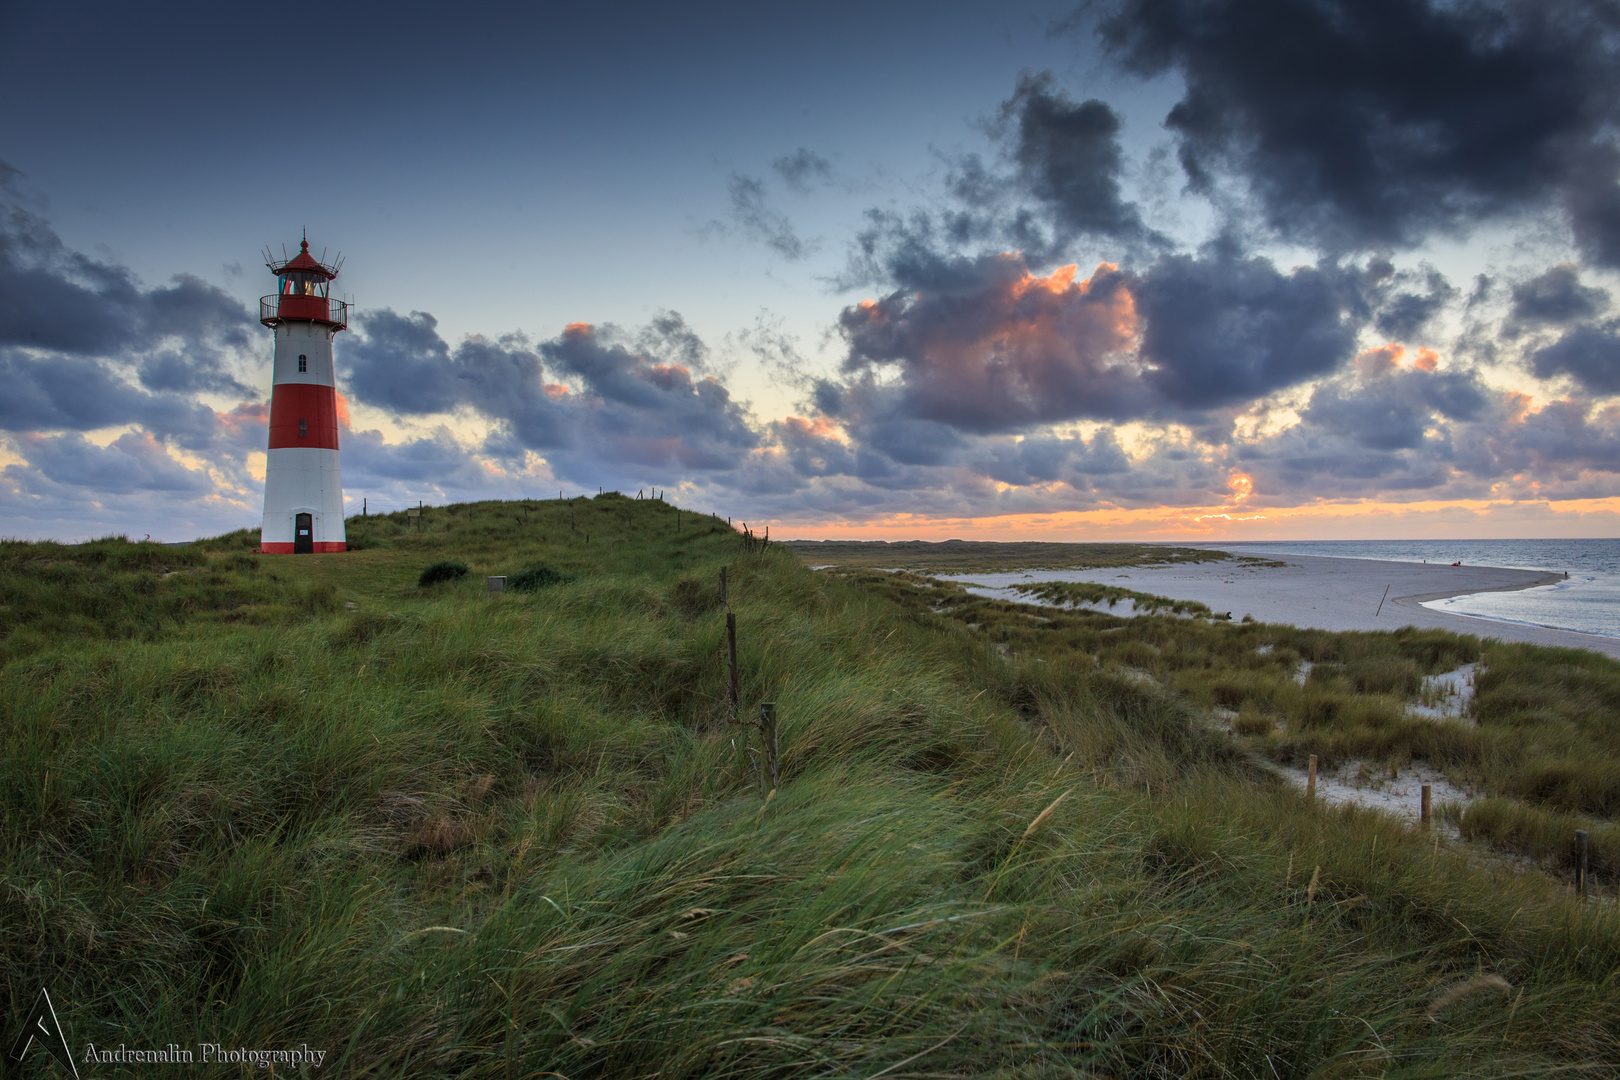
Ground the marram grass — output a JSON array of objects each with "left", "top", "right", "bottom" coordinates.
[{"left": 2, "top": 496, "right": 1617, "bottom": 1077}]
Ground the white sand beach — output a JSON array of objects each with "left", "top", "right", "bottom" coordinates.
[{"left": 952, "top": 554, "right": 1620, "bottom": 659}]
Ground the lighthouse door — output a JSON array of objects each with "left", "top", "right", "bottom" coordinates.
[{"left": 294, "top": 513, "right": 314, "bottom": 554}]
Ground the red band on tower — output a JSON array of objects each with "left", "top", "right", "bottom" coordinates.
[{"left": 267, "top": 383, "right": 341, "bottom": 450}]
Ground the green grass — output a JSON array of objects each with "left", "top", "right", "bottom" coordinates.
[
  {"left": 1008, "top": 579, "right": 1219, "bottom": 617},
  {"left": 2, "top": 498, "right": 1617, "bottom": 1076},
  {"left": 844, "top": 566, "right": 1620, "bottom": 887}
]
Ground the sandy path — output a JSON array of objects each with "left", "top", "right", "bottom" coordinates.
[{"left": 951, "top": 554, "right": 1620, "bottom": 659}]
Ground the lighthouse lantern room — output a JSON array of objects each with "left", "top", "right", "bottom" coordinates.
[{"left": 259, "top": 239, "right": 348, "bottom": 553}]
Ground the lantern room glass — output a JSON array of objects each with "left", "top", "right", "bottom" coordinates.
[{"left": 280, "top": 272, "right": 330, "bottom": 298}]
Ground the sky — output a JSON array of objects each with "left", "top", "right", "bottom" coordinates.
[{"left": 4, "top": 0, "right": 1620, "bottom": 543}]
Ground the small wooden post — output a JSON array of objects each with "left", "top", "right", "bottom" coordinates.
[
  {"left": 363, "top": 497, "right": 367, "bottom": 517},
  {"left": 1576, "top": 829, "right": 1589, "bottom": 896},
  {"left": 1306, "top": 755, "right": 1318, "bottom": 800},
  {"left": 1421, "top": 785, "right": 1431, "bottom": 828},
  {"left": 726, "top": 613, "right": 739, "bottom": 721},
  {"left": 718, "top": 565, "right": 728, "bottom": 608},
  {"left": 760, "top": 702, "right": 779, "bottom": 791},
  {"left": 487, "top": 576, "right": 506, "bottom": 595}
]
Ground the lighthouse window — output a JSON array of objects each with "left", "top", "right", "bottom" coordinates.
[
  {"left": 299, "top": 418, "right": 308, "bottom": 438},
  {"left": 298, "top": 355, "right": 307, "bottom": 372}
]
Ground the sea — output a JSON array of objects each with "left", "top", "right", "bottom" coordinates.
[{"left": 1204, "top": 539, "right": 1620, "bottom": 640}]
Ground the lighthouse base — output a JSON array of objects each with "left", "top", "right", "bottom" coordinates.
[{"left": 261, "top": 446, "right": 346, "bottom": 552}]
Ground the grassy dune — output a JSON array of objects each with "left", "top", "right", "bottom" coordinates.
[{"left": 2, "top": 498, "right": 1617, "bottom": 1076}]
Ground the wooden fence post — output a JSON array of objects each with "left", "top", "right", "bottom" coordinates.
[
  {"left": 1421, "top": 785, "right": 1431, "bottom": 828},
  {"left": 760, "top": 703, "right": 779, "bottom": 791},
  {"left": 1306, "top": 755, "right": 1318, "bottom": 800},
  {"left": 726, "top": 613, "right": 739, "bottom": 722}
]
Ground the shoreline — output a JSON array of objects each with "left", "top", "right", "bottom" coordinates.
[{"left": 947, "top": 553, "right": 1620, "bottom": 659}]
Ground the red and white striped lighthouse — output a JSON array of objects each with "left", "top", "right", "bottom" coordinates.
[{"left": 258, "top": 239, "right": 348, "bottom": 554}]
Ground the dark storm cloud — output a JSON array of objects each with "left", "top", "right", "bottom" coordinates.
[
  {"left": 0, "top": 348, "right": 219, "bottom": 438},
  {"left": 339, "top": 424, "right": 499, "bottom": 488},
  {"left": 1301, "top": 361, "right": 1489, "bottom": 452},
  {"left": 1000, "top": 72, "right": 1157, "bottom": 247},
  {"left": 15, "top": 430, "right": 214, "bottom": 494},
  {"left": 1510, "top": 264, "right": 1611, "bottom": 325},
  {"left": 771, "top": 416, "right": 857, "bottom": 478},
  {"left": 343, "top": 309, "right": 554, "bottom": 426},
  {"left": 1367, "top": 263, "right": 1456, "bottom": 341},
  {"left": 344, "top": 309, "right": 760, "bottom": 480},
  {"left": 971, "top": 429, "right": 1132, "bottom": 486},
  {"left": 833, "top": 245, "right": 1367, "bottom": 441},
  {"left": 1095, "top": 0, "right": 1620, "bottom": 258},
  {"left": 1531, "top": 322, "right": 1620, "bottom": 394},
  {"left": 840, "top": 208, "right": 997, "bottom": 293},
  {"left": 0, "top": 190, "right": 255, "bottom": 370},
  {"left": 847, "top": 73, "right": 1160, "bottom": 275},
  {"left": 1564, "top": 142, "right": 1620, "bottom": 269},
  {"left": 1504, "top": 398, "right": 1620, "bottom": 475},
  {"left": 1131, "top": 246, "right": 1363, "bottom": 408},
  {"left": 772, "top": 148, "right": 832, "bottom": 193},
  {"left": 138, "top": 347, "right": 253, "bottom": 396},
  {"left": 540, "top": 320, "right": 761, "bottom": 472}
]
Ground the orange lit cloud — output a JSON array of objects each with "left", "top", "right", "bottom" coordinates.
[
  {"left": 778, "top": 415, "right": 847, "bottom": 442},
  {"left": 214, "top": 401, "right": 270, "bottom": 439},
  {"left": 842, "top": 257, "right": 1142, "bottom": 430},
  {"left": 1354, "top": 343, "right": 1444, "bottom": 379}
]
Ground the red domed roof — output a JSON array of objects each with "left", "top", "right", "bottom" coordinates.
[{"left": 268, "top": 239, "right": 339, "bottom": 279}]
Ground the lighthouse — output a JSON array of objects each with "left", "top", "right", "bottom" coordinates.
[{"left": 258, "top": 239, "right": 348, "bottom": 553}]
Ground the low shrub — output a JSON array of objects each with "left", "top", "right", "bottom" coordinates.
[
  {"left": 1233, "top": 702, "right": 1275, "bottom": 737},
  {"left": 509, "top": 564, "right": 566, "bottom": 592},
  {"left": 1454, "top": 797, "right": 1620, "bottom": 882},
  {"left": 418, "top": 561, "right": 469, "bottom": 587}
]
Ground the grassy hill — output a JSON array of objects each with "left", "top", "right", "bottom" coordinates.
[{"left": 2, "top": 496, "right": 1617, "bottom": 1077}]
